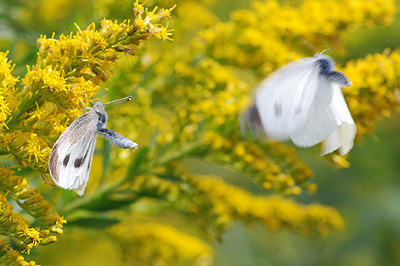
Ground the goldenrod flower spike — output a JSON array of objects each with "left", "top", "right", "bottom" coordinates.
[{"left": 0, "top": 1, "right": 173, "bottom": 263}]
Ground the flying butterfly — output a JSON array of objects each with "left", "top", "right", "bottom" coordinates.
[{"left": 242, "top": 50, "right": 356, "bottom": 155}]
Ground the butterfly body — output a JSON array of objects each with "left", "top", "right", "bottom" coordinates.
[
  {"left": 243, "top": 53, "right": 356, "bottom": 155},
  {"left": 48, "top": 99, "right": 137, "bottom": 196}
]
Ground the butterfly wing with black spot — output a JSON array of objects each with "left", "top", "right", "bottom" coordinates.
[
  {"left": 48, "top": 110, "right": 98, "bottom": 196},
  {"left": 252, "top": 57, "right": 320, "bottom": 141}
]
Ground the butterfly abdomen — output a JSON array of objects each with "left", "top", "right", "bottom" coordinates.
[{"left": 97, "top": 128, "right": 138, "bottom": 149}]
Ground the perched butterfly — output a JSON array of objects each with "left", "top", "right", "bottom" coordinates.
[
  {"left": 242, "top": 51, "right": 356, "bottom": 155},
  {"left": 48, "top": 96, "right": 138, "bottom": 196}
]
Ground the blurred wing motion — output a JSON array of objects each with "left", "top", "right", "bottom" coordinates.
[{"left": 242, "top": 54, "right": 356, "bottom": 155}]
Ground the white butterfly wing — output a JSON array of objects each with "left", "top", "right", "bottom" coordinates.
[
  {"left": 320, "top": 84, "right": 356, "bottom": 155},
  {"left": 48, "top": 111, "right": 98, "bottom": 196},
  {"left": 285, "top": 70, "right": 356, "bottom": 155},
  {"left": 255, "top": 57, "right": 320, "bottom": 140},
  {"left": 61, "top": 134, "right": 97, "bottom": 196},
  {"left": 289, "top": 77, "right": 345, "bottom": 145}
]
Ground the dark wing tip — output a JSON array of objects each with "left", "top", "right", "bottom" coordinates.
[
  {"left": 326, "top": 71, "right": 352, "bottom": 87},
  {"left": 315, "top": 58, "right": 351, "bottom": 87},
  {"left": 240, "top": 104, "right": 266, "bottom": 139}
]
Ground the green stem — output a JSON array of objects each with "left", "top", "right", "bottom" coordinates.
[
  {"left": 139, "top": 139, "right": 204, "bottom": 173},
  {"left": 61, "top": 139, "right": 205, "bottom": 214}
]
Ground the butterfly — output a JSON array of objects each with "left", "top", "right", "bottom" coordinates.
[
  {"left": 48, "top": 96, "right": 138, "bottom": 196},
  {"left": 242, "top": 51, "right": 356, "bottom": 155}
]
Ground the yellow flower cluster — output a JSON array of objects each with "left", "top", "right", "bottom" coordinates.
[
  {"left": 188, "top": 58, "right": 250, "bottom": 127},
  {"left": 126, "top": 169, "right": 337, "bottom": 237},
  {"left": 133, "top": 1, "right": 175, "bottom": 41},
  {"left": 0, "top": 0, "right": 174, "bottom": 261},
  {"left": 0, "top": 240, "right": 37, "bottom": 266},
  {"left": 200, "top": 0, "right": 395, "bottom": 75},
  {"left": 132, "top": 174, "right": 180, "bottom": 200},
  {"left": 0, "top": 167, "right": 64, "bottom": 247},
  {"left": 109, "top": 221, "right": 213, "bottom": 265},
  {"left": 187, "top": 175, "right": 344, "bottom": 235},
  {"left": 174, "top": 0, "right": 219, "bottom": 29},
  {"left": 0, "top": 52, "right": 16, "bottom": 129},
  {"left": 0, "top": 192, "right": 49, "bottom": 253},
  {"left": 204, "top": 132, "right": 314, "bottom": 194},
  {"left": 344, "top": 49, "right": 400, "bottom": 137}
]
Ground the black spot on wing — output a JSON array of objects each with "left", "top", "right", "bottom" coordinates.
[
  {"left": 63, "top": 154, "right": 70, "bottom": 167},
  {"left": 74, "top": 158, "right": 83, "bottom": 168},
  {"left": 273, "top": 102, "right": 282, "bottom": 117},
  {"left": 74, "top": 148, "right": 90, "bottom": 168}
]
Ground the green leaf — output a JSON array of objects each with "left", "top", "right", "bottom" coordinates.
[
  {"left": 79, "top": 190, "right": 140, "bottom": 211},
  {"left": 128, "top": 145, "right": 151, "bottom": 176}
]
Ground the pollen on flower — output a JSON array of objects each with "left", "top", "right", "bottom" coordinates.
[
  {"left": 23, "top": 133, "right": 49, "bottom": 164},
  {"left": 22, "top": 66, "right": 66, "bottom": 93},
  {"left": 0, "top": 52, "right": 17, "bottom": 88}
]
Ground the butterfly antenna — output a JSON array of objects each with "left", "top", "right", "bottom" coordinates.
[
  {"left": 79, "top": 96, "right": 91, "bottom": 110},
  {"left": 82, "top": 91, "right": 94, "bottom": 104},
  {"left": 103, "top": 96, "right": 133, "bottom": 106},
  {"left": 284, "top": 28, "right": 319, "bottom": 55},
  {"left": 319, "top": 48, "right": 333, "bottom": 55}
]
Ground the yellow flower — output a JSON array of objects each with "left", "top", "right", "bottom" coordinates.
[
  {"left": 188, "top": 175, "right": 344, "bottom": 235},
  {"left": 109, "top": 221, "right": 213, "bottom": 265},
  {"left": 0, "top": 1, "right": 174, "bottom": 261},
  {"left": 0, "top": 239, "right": 37, "bottom": 265}
]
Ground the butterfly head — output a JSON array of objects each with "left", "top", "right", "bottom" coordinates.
[{"left": 92, "top": 100, "right": 106, "bottom": 112}]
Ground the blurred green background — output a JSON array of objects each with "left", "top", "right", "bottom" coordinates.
[{"left": 2, "top": 0, "right": 399, "bottom": 265}]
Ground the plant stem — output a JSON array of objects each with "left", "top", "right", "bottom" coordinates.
[{"left": 61, "top": 139, "right": 205, "bottom": 214}]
